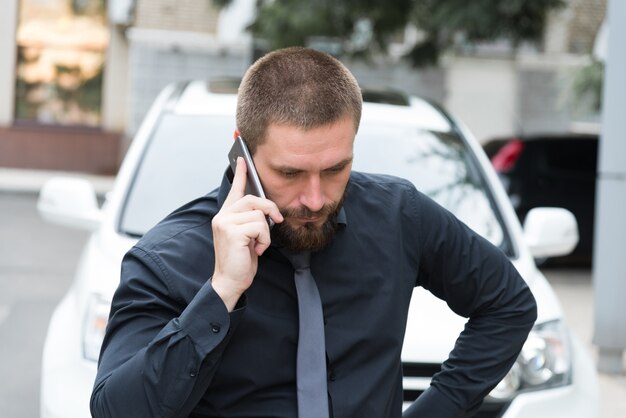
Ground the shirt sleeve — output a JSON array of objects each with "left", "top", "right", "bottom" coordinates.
[
  {"left": 404, "top": 190, "right": 538, "bottom": 417},
  {"left": 90, "top": 246, "right": 246, "bottom": 418}
]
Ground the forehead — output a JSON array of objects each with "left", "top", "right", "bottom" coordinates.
[{"left": 259, "top": 118, "right": 355, "bottom": 165}]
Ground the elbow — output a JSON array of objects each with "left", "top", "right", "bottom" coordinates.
[
  {"left": 90, "top": 381, "right": 109, "bottom": 418},
  {"left": 520, "top": 285, "right": 538, "bottom": 330}
]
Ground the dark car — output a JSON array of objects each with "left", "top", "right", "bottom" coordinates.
[{"left": 484, "top": 134, "right": 598, "bottom": 265}]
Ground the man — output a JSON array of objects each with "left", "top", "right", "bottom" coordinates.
[{"left": 91, "top": 47, "right": 536, "bottom": 417}]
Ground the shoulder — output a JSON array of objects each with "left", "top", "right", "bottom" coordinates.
[
  {"left": 348, "top": 171, "right": 416, "bottom": 193},
  {"left": 343, "top": 171, "right": 426, "bottom": 230},
  {"left": 346, "top": 171, "right": 422, "bottom": 207},
  {"left": 345, "top": 171, "right": 447, "bottom": 234}
]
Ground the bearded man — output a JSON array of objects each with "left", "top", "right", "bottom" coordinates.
[{"left": 91, "top": 47, "right": 536, "bottom": 418}]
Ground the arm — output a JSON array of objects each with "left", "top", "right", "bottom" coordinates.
[
  {"left": 91, "top": 158, "right": 284, "bottom": 417},
  {"left": 404, "top": 192, "right": 537, "bottom": 417},
  {"left": 90, "top": 247, "right": 245, "bottom": 418}
]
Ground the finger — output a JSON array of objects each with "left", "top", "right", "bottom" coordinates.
[
  {"left": 223, "top": 157, "right": 247, "bottom": 206},
  {"left": 220, "top": 209, "right": 269, "bottom": 227},
  {"left": 254, "top": 231, "right": 272, "bottom": 255},
  {"left": 228, "top": 195, "right": 285, "bottom": 224},
  {"left": 268, "top": 206, "right": 284, "bottom": 225},
  {"left": 228, "top": 210, "right": 273, "bottom": 249},
  {"left": 233, "top": 220, "right": 272, "bottom": 251}
]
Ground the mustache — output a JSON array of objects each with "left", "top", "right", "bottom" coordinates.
[{"left": 280, "top": 203, "right": 337, "bottom": 219}]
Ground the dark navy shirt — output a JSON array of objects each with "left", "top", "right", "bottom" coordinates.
[{"left": 91, "top": 171, "right": 537, "bottom": 418}]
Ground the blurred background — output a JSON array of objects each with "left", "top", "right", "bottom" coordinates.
[
  {"left": 0, "top": 0, "right": 606, "bottom": 170},
  {"left": 1, "top": 0, "right": 624, "bottom": 417}
]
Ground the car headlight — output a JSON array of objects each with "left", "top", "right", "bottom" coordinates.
[
  {"left": 488, "top": 319, "right": 572, "bottom": 400},
  {"left": 83, "top": 295, "right": 111, "bottom": 362}
]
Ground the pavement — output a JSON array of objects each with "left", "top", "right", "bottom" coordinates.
[{"left": 1, "top": 167, "right": 625, "bottom": 417}]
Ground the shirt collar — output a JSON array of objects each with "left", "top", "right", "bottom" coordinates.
[{"left": 216, "top": 168, "right": 347, "bottom": 226}]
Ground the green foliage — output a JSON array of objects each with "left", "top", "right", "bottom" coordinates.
[
  {"left": 412, "top": 0, "right": 563, "bottom": 42},
  {"left": 211, "top": 0, "right": 232, "bottom": 7},
  {"left": 571, "top": 58, "right": 604, "bottom": 112},
  {"left": 213, "top": 0, "right": 564, "bottom": 66},
  {"left": 407, "top": 0, "right": 564, "bottom": 65},
  {"left": 248, "top": 0, "right": 413, "bottom": 53}
]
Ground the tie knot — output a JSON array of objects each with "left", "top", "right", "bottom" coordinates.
[{"left": 281, "top": 249, "right": 311, "bottom": 270}]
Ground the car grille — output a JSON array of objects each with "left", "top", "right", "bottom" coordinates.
[{"left": 402, "top": 362, "right": 511, "bottom": 418}]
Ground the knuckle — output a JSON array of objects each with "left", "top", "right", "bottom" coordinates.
[
  {"left": 211, "top": 215, "right": 226, "bottom": 231},
  {"left": 240, "top": 195, "right": 256, "bottom": 205}
]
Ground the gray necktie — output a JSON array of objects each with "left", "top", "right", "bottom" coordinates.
[{"left": 281, "top": 250, "right": 330, "bottom": 418}]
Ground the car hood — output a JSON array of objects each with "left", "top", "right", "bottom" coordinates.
[{"left": 401, "top": 259, "right": 563, "bottom": 364}]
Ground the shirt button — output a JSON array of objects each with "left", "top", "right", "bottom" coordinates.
[
  {"left": 328, "top": 371, "right": 337, "bottom": 381},
  {"left": 210, "top": 323, "right": 221, "bottom": 333},
  {"left": 190, "top": 371, "right": 197, "bottom": 377}
]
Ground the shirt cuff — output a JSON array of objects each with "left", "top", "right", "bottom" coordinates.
[{"left": 177, "top": 280, "right": 247, "bottom": 357}]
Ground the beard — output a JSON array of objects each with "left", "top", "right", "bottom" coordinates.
[{"left": 271, "top": 193, "right": 345, "bottom": 252}]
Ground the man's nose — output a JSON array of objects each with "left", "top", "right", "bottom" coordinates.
[{"left": 300, "top": 175, "right": 325, "bottom": 212}]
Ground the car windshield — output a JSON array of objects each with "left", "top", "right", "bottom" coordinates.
[
  {"left": 352, "top": 124, "right": 508, "bottom": 252},
  {"left": 119, "top": 114, "right": 235, "bottom": 236},
  {"left": 119, "top": 113, "right": 510, "bottom": 254}
]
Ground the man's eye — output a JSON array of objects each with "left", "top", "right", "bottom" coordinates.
[
  {"left": 281, "top": 171, "right": 299, "bottom": 178},
  {"left": 325, "top": 165, "right": 347, "bottom": 174}
]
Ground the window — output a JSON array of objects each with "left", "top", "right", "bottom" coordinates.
[
  {"left": 14, "top": 0, "right": 109, "bottom": 126},
  {"left": 120, "top": 114, "right": 235, "bottom": 237},
  {"left": 353, "top": 124, "right": 510, "bottom": 253}
]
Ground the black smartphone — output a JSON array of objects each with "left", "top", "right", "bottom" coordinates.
[{"left": 228, "top": 136, "right": 275, "bottom": 228}]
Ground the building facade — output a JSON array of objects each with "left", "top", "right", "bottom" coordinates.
[
  {"left": 0, "top": 0, "right": 125, "bottom": 173},
  {"left": 0, "top": 0, "right": 605, "bottom": 174},
  {"left": 0, "top": 0, "right": 254, "bottom": 174}
]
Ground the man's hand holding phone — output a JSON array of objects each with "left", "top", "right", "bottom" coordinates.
[{"left": 211, "top": 157, "right": 283, "bottom": 312}]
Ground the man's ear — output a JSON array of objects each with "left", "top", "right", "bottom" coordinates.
[{"left": 234, "top": 129, "right": 240, "bottom": 140}]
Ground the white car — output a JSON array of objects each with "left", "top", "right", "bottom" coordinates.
[{"left": 39, "top": 80, "right": 599, "bottom": 418}]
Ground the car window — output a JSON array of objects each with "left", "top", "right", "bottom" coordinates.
[
  {"left": 120, "top": 113, "right": 511, "bottom": 254},
  {"left": 353, "top": 123, "right": 509, "bottom": 252},
  {"left": 120, "top": 114, "right": 234, "bottom": 236}
]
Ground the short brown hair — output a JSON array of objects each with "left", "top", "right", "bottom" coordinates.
[{"left": 236, "top": 47, "right": 362, "bottom": 154}]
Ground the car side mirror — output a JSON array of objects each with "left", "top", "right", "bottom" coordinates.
[
  {"left": 38, "top": 177, "right": 103, "bottom": 231},
  {"left": 523, "top": 207, "right": 579, "bottom": 258}
]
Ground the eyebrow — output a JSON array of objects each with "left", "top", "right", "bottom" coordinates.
[
  {"left": 324, "top": 157, "right": 353, "bottom": 171},
  {"left": 272, "top": 157, "right": 353, "bottom": 174}
]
